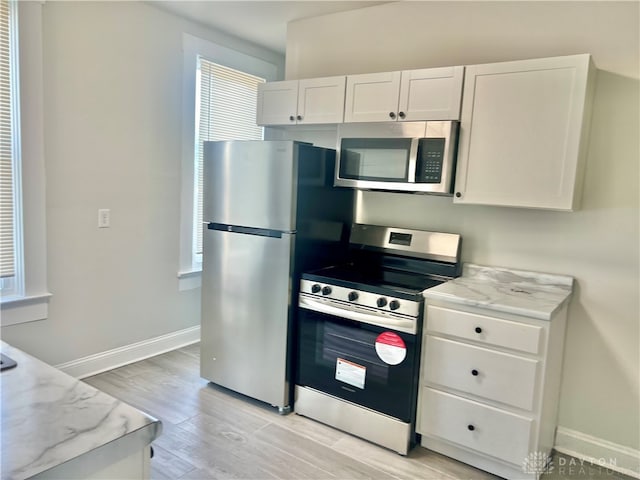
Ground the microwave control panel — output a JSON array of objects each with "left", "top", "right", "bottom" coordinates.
[{"left": 415, "top": 138, "right": 445, "bottom": 183}]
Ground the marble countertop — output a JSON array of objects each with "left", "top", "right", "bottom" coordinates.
[
  {"left": 423, "top": 264, "right": 574, "bottom": 320},
  {"left": 0, "top": 341, "right": 162, "bottom": 480}
]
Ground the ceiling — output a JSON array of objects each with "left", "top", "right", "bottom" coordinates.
[{"left": 152, "top": 1, "right": 388, "bottom": 54}]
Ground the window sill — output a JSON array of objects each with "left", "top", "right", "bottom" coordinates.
[
  {"left": 178, "top": 269, "right": 201, "bottom": 291},
  {"left": 1, "top": 293, "right": 52, "bottom": 326}
]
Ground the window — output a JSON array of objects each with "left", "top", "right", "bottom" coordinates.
[
  {"left": 192, "top": 59, "right": 265, "bottom": 260},
  {"left": 0, "top": 0, "right": 21, "bottom": 297},
  {"left": 178, "top": 34, "right": 279, "bottom": 290},
  {"left": 0, "top": 0, "right": 49, "bottom": 326}
]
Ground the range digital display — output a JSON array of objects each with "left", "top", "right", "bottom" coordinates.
[{"left": 389, "top": 232, "right": 412, "bottom": 246}]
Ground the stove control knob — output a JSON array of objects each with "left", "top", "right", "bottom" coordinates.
[
  {"left": 311, "top": 284, "right": 321, "bottom": 294},
  {"left": 321, "top": 286, "right": 332, "bottom": 296},
  {"left": 377, "top": 297, "right": 388, "bottom": 308},
  {"left": 348, "top": 291, "right": 359, "bottom": 302},
  {"left": 389, "top": 300, "right": 400, "bottom": 311}
]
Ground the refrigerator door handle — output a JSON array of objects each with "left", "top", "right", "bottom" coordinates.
[{"left": 207, "top": 223, "right": 294, "bottom": 238}]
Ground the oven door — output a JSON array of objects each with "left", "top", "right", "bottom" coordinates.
[{"left": 296, "top": 306, "right": 420, "bottom": 422}]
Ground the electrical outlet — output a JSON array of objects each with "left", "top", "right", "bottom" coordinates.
[{"left": 98, "top": 209, "right": 110, "bottom": 228}]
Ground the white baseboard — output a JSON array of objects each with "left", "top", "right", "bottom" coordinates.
[
  {"left": 555, "top": 426, "right": 640, "bottom": 478},
  {"left": 56, "top": 326, "right": 201, "bottom": 379}
]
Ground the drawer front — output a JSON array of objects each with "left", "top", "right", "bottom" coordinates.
[
  {"left": 424, "top": 336, "right": 539, "bottom": 411},
  {"left": 426, "top": 305, "right": 543, "bottom": 354},
  {"left": 420, "top": 387, "right": 534, "bottom": 465}
]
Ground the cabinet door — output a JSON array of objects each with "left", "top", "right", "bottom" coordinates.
[
  {"left": 256, "top": 80, "right": 299, "bottom": 126},
  {"left": 344, "top": 71, "right": 401, "bottom": 122},
  {"left": 297, "top": 76, "right": 346, "bottom": 124},
  {"left": 398, "top": 66, "right": 464, "bottom": 121},
  {"left": 454, "top": 54, "right": 594, "bottom": 210}
]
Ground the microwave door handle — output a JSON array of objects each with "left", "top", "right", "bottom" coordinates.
[{"left": 407, "top": 138, "right": 419, "bottom": 183}]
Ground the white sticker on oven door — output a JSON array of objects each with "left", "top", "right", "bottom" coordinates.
[
  {"left": 335, "top": 358, "right": 366, "bottom": 389},
  {"left": 375, "top": 332, "right": 407, "bottom": 365}
]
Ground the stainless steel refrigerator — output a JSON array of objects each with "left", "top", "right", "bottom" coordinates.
[{"left": 200, "top": 140, "right": 353, "bottom": 412}]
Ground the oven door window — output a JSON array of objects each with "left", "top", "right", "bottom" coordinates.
[
  {"left": 339, "top": 138, "right": 411, "bottom": 182},
  {"left": 296, "top": 308, "right": 419, "bottom": 422}
]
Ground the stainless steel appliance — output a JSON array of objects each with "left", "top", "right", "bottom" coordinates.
[
  {"left": 200, "top": 140, "right": 354, "bottom": 413},
  {"left": 295, "top": 224, "right": 461, "bottom": 454},
  {"left": 334, "top": 121, "right": 459, "bottom": 195}
]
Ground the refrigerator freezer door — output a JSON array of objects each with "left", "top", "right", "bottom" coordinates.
[
  {"left": 204, "top": 141, "right": 297, "bottom": 232},
  {"left": 200, "top": 228, "right": 293, "bottom": 409}
]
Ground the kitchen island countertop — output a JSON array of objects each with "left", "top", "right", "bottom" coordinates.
[
  {"left": 423, "top": 263, "right": 574, "bottom": 320},
  {"left": 0, "top": 340, "right": 161, "bottom": 480}
]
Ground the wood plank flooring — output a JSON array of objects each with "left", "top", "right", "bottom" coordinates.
[{"left": 84, "top": 344, "right": 630, "bottom": 480}]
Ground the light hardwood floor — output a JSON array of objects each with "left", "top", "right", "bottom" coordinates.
[{"left": 84, "top": 344, "right": 630, "bottom": 480}]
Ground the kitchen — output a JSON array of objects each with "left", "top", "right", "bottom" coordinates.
[{"left": 0, "top": 1, "right": 638, "bottom": 479}]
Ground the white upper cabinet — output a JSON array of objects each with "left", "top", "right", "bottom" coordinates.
[
  {"left": 453, "top": 54, "right": 596, "bottom": 211},
  {"left": 297, "top": 77, "right": 347, "bottom": 124},
  {"left": 398, "top": 67, "right": 465, "bottom": 121},
  {"left": 344, "top": 71, "right": 402, "bottom": 122},
  {"left": 344, "top": 66, "right": 464, "bottom": 123},
  {"left": 256, "top": 76, "right": 346, "bottom": 126},
  {"left": 256, "top": 80, "right": 298, "bottom": 126}
]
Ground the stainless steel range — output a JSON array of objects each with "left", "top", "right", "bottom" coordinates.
[{"left": 294, "top": 224, "right": 461, "bottom": 455}]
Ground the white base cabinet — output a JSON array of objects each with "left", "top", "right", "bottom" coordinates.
[
  {"left": 453, "top": 54, "right": 596, "bottom": 210},
  {"left": 417, "top": 302, "right": 569, "bottom": 480},
  {"left": 32, "top": 446, "right": 151, "bottom": 480}
]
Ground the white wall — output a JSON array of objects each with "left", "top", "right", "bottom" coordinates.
[
  {"left": 286, "top": 1, "right": 638, "bottom": 80},
  {"left": 0, "top": 2, "right": 284, "bottom": 365},
  {"left": 285, "top": 0, "right": 640, "bottom": 458}
]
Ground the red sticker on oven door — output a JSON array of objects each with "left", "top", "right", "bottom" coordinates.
[{"left": 375, "top": 332, "right": 407, "bottom": 365}]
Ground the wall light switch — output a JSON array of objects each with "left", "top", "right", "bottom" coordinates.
[{"left": 98, "top": 209, "right": 110, "bottom": 228}]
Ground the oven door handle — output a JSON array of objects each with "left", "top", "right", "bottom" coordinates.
[{"left": 299, "top": 295, "right": 417, "bottom": 335}]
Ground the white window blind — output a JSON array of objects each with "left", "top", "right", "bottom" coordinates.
[
  {"left": 0, "top": 0, "right": 17, "bottom": 279},
  {"left": 194, "top": 58, "right": 264, "bottom": 255}
]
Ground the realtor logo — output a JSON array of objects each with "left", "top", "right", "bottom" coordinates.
[{"left": 523, "top": 452, "right": 554, "bottom": 475}]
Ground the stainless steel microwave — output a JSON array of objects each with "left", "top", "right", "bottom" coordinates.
[{"left": 334, "top": 121, "right": 459, "bottom": 195}]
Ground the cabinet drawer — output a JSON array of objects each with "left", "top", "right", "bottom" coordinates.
[
  {"left": 426, "top": 305, "right": 543, "bottom": 354},
  {"left": 424, "top": 336, "right": 539, "bottom": 410},
  {"left": 419, "top": 387, "right": 533, "bottom": 466}
]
